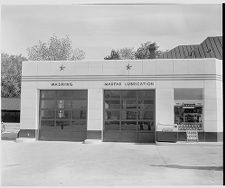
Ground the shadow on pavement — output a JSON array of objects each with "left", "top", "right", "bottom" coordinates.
[{"left": 150, "top": 164, "right": 223, "bottom": 171}]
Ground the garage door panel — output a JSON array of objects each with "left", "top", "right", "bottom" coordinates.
[
  {"left": 103, "top": 131, "right": 138, "bottom": 142},
  {"left": 39, "top": 130, "right": 86, "bottom": 141},
  {"left": 120, "top": 132, "right": 137, "bottom": 142},
  {"left": 103, "top": 131, "right": 121, "bottom": 142},
  {"left": 55, "top": 125, "right": 86, "bottom": 131},
  {"left": 103, "top": 90, "right": 155, "bottom": 143},
  {"left": 137, "top": 132, "right": 155, "bottom": 142},
  {"left": 105, "top": 121, "right": 120, "bottom": 130},
  {"left": 39, "top": 90, "right": 87, "bottom": 141}
]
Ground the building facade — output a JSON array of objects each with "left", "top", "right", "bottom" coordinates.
[{"left": 18, "top": 58, "right": 223, "bottom": 142}]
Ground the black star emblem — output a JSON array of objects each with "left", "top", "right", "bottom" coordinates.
[
  {"left": 126, "top": 64, "right": 132, "bottom": 70},
  {"left": 206, "top": 48, "right": 212, "bottom": 53},
  {"left": 59, "top": 65, "right": 65, "bottom": 71}
]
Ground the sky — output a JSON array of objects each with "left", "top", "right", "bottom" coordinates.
[{"left": 1, "top": 4, "right": 222, "bottom": 59}]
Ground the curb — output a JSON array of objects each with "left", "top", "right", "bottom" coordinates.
[
  {"left": 156, "top": 141, "right": 223, "bottom": 145},
  {"left": 16, "top": 138, "right": 36, "bottom": 143}
]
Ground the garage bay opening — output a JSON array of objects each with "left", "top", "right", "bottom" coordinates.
[
  {"left": 103, "top": 90, "right": 155, "bottom": 142},
  {"left": 39, "top": 90, "right": 88, "bottom": 141}
]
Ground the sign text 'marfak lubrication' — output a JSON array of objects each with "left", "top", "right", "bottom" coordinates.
[{"left": 104, "top": 81, "right": 155, "bottom": 87}]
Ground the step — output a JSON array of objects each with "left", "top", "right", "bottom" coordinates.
[
  {"left": 83, "top": 139, "right": 101, "bottom": 144},
  {"left": 16, "top": 137, "right": 36, "bottom": 143}
]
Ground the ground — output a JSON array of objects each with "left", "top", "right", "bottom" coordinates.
[
  {"left": 1, "top": 123, "right": 223, "bottom": 186},
  {"left": 1, "top": 137, "right": 223, "bottom": 186}
]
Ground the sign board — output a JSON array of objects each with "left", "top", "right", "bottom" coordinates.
[
  {"left": 186, "top": 130, "right": 198, "bottom": 142},
  {"left": 183, "top": 104, "right": 195, "bottom": 108},
  {"left": 174, "top": 101, "right": 203, "bottom": 106},
  {"left": 178, "top": 123, "right": 203, "bottom": 131}
]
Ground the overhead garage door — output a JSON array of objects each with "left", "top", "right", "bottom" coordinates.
[
  {"left": 103, "top": 90, "right": 155, "bottom": 143},
  {"left": 39, "top": 90, "right": 87, "bottom": 141}
]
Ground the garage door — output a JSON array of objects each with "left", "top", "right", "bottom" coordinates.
[
  {"left": 103, "top": 90, "right": 155, "bottom": 143},
  {"left": 39, "top": 90, "right": 87, "bottom": 141}
]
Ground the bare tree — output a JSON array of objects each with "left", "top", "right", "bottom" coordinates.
[
  {"left": 71, "top": 48, "right": 85, "bottom": 60},
  {"left": 104, "top": 47, "right": 135, "bottom": 60},
  {"left": 27, "top": 35, "right": 85, "bottom": 61},
  {"left": 119, "top": 47, "right": 135, "bottom": 60}
]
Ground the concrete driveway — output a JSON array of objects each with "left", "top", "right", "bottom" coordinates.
[{"left": 1, "top": 140, "right": 223, "bottom": 186}]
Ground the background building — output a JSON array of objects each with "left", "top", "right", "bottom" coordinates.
[
  {"left": 158, "top": 36, "right": 222, "bottom": 60},
  {"left": 1, "top": 98, "right": 20, "bottom": 123}
]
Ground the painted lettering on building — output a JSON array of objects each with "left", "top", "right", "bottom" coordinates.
[
  {"left": 104, "top": 81, "right": 155, "bottom": 87},
  {"left": 50, "top": 82, "right": 73, "bottom": 86},
  {"left": 124, "top": 81, "right": 154, "bottom": 86},
  {"left": 104, "top": 82, "right": 122, "bottom": 86}
]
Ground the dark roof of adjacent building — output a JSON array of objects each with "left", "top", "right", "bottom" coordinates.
[
  {"left": 1, "top": 98, "right": 21, "bottom": 111},
  {"left": 158, "top": 36, "right": 222, "bottom": 60}
]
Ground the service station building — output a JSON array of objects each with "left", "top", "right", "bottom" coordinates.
[{"left": 18, "top": 58, "right": 223, "bottom": 142}]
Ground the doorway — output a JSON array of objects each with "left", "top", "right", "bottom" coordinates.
[
  {"left": 39, "top": 90, "right": 88, "bottom": 141},
  {"left": 103, "top": 90, "right": 155, "bottom": 142}
]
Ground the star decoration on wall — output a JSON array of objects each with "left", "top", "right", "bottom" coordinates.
[
  {"left": 206, "top": 48, "right": 212, "bottom": 53},
  {"left": 126, "top": 64, "right": 132, "bottom": 70},
  {"left": 59, "top": 65, "right": 66, "bottom": 71}
]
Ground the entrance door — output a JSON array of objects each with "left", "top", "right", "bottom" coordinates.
[
  {"left": 39, "top": 90, "right": 88, "bottom": 141},
  {"left": 103, "top": 90, "right": 155, "bottom": 142}
]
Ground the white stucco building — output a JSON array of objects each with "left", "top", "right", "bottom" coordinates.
[{"left": 18, "top": 58, "right": 222, "bottom": 142}]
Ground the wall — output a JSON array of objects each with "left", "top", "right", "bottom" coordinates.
[
  {"left": 19, "top": 59, "right": 222, "bottom": 139},
  {"left": 87, "top": 89, "right": 103, "bottom": 131},
  {"left": 20, "top": 82, "right": 39, "bottom": 130}
]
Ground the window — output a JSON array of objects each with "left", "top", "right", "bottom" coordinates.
[
  {"left": 174, "top": 88, "right": 203, "bottom": 100},
  {"left": 174, "top": 88, "right": 203, "bottom": 131},
  {"left": 1, "top": 110, "right": 20, "bottom": 123}
]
